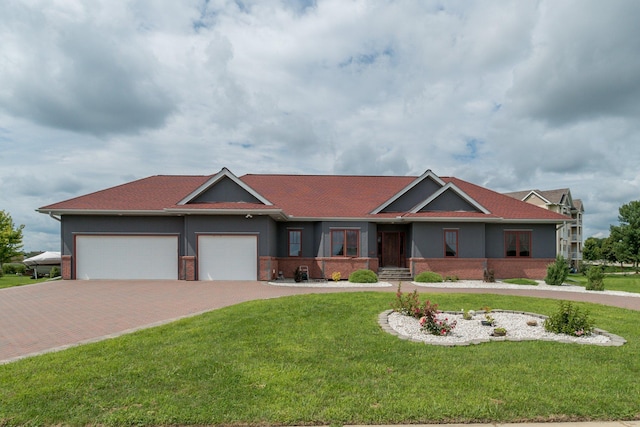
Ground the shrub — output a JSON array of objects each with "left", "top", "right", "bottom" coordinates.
[
  {"left": 545, "top": 255, "right": 570, "bottom": 286},
  {"left": 414, "top": 271, "right": 443, "bottom": 283},
  {"left": 331, "top": 271, "right": 341, "bottom": 281},
  {"left": 390, "top": 284, "right": 421, "bottom": 317},
  {"left": 2, "top": 263, "right": 26, "bottom": 275},
  {"left": 544, "top": 301, "right": 594, "bottom": 337},
  {"left": 348, "top": 269, "right": 378, "bottom": 283},
  {"left": 585, "top": 265, "right": 605, "bottom": 291},
  {"left": 50, "top": 266, "right": 61, "bottom": 278},
  {"left": 391, "top": 285, "right": 456, "bottom": 335},
  {"left": 445, "top": 275, "right": 459, "bottom": 282}
]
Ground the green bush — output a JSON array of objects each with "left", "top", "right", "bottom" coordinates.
[
  {"left": 414, "top": 271, "right": 443, "bottom": 283},
  {"left": 544, "top": 255, "right": 570, "bottom": 286},
  {"left": 2, "top": 263, "right": 26, "bottom": 275},
  {"left": 390, "top": 284, "right": 421, "bottom": 317},
  {"left": 348, "top": 269, "right": 378, "bottom": 283},
  {"left": 544, "top": 301, "right": 594, "bottom": 337},
  {"left": 585, "top": 265, "right": 605, "bottom": 291},
  {"left": 50, "top": 266, "right": 61, "bottom": 278}
]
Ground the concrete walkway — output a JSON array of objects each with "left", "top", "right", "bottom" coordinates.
[{"left": 2, "top": 279, "right": 640, "bottom": 364}]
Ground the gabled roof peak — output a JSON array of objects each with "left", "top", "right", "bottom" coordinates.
[
  {"left": 177, "top": 168, "right": 272, "bottom": 206},
  {"left": 370, "top": 169, "right": 445, "bottom": 214}
]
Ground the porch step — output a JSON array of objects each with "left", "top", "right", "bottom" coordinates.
[{"left": 377, "top": 267, "right": 413, "bottom": 281}]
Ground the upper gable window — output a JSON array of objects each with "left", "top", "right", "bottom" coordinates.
[
  {"left": 331, "top": 229, "right": 359, "bottom": 257},
  {"left": 505, "top": 231, "right": 531, "bottom": 257}
]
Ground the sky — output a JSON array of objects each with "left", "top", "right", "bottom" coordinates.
[{"left": 1, "top": 0, "right": 639, "bottom": 252}]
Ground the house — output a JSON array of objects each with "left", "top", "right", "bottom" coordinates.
[
  {"left": 505, "top": 188, "right": 584, "bottom": 270},
  {"left": 37, "top": 168, "right": 571, "bottom": 281}
]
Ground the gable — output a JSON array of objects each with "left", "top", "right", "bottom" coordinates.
[
  {"left": 417, "top": 187, "right": 482, "bottom": 212},
  {"left": 177, "top": 167, "right": 272, "bottom": 206},
  {"left": 380, "top": 176, "right": 442, "bottom": 212},
  {"left": 371, "top": 170, "right": 446, "bottom": 214},
  {"left": 190, "top": 176, "right": 262, "bottom": 204},
  {"left": 523, "top": 193, "right": 548, "bottom": 208}
]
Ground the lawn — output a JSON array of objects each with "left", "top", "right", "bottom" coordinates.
[
  {"left": 568, "top": 273, "right": 640, "bottom": 294},
  {"left": 0, "top": 275, "right": 49, "bottom": 289},
  {"left": 1, "top": 292, "right": 639, "bottom": 426}
]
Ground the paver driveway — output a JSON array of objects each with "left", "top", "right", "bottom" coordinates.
[{"left": 2, "top": 279, "right": 640, "bottom": 364}]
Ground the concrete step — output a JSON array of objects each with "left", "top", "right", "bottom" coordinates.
[{"left": 378, "top": 268, "right": 413, "bottom": 281}]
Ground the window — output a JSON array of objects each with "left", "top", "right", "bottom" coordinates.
[
  {"left": 288, "top": 230, "right": 301, "bottom": 257},
  {"left": 505, "top": 231, "right": 531, "bottom": 257},
  {"left": 331, "top": 229, "right": 359, "bottom": 257},
  {"left": 444, "top": 229, "right": 458, "bottom": 257}
]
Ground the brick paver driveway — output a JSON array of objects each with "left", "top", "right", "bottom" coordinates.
[{"left": 2, "top": 279, "right": 640, "bottom": 364}]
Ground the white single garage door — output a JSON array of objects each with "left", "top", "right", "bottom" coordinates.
[
  {"left": 198, "top": 235, "right": 257, "bottom": 280},
  {"left": 76, "top": 235, "right": 179, "bottom": 280}
]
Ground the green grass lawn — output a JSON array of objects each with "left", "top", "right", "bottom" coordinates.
[
  {"left": 0, "top": 275, "right": 49, "bottom": 289},
  {"left": 501, "top": 278, "right": 538, "bottom": 286},
  {"left": 1, "top": 292, "right": 639, "bottom": 426},
  {"left": 568, "top": 273, "right": 640, "bottom": 293}
]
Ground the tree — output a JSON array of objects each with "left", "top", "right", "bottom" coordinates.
[
  {"left": 0, "top": 210, "right": 24, "bottom": 269},
  {"left": 611, "top": 200, "right": 640, "bottom": 272},
  {"left": 583, "top": 237, "right": 603, "bottom": 262}
]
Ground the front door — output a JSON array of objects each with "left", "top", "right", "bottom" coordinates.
[{"left": 380, "top": 232, "right": 405, "bottom": 268}]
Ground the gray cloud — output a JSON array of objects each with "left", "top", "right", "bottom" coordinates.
[
  {"left": 0, "top": 2, "right": 175, "bottom": 135},
  {"left": 508, "top": 0, "right": 640, "bottom": 126}
]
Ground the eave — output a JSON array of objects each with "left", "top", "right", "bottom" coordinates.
[{"left": 36, "top": 208, "right": 169, "bottom": 216}]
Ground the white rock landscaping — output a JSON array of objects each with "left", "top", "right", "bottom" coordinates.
[{"left": 380, "top": 309, "right": 626, "bottom": 347}]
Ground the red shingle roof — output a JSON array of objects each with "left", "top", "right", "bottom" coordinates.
[{"left": 39, "top": 171, "right": 570, "bottom": 222}]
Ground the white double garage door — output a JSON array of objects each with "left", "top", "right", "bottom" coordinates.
[{"left": 75, "top": 235, "right": 257, "bottom": 280}]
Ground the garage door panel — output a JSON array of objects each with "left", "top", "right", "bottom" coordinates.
[
  {"left": 76, "top": 235, "right": 178, "bottom": 280},
  {"left": 198, "top": 235, "right": 257, "bottom": 280}
]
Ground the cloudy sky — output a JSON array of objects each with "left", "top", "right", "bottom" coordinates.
[{"left": 1, "top": 0, "right": 639, "bottom": 251}]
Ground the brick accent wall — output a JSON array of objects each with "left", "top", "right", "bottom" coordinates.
[
  {"left": 410, "top": 258, "right": 486, "bottom": 280},
  {"left": 487, "top": 258, "right": 553, "bottom": 280},
  {"left": 259, "top": 256, "right": 278, "bottom": 281},
  {"left": 410, "top": 257, "right": 553, "bottom": 280},
  {"left": 180, "top": 256, "right": 196, "bottom": 281},
  {"left": 61, "top": 255, "right": 72, "bottom": 280},
  {"left": 277, "top": 257, "right": 378, "bottom": 280}
]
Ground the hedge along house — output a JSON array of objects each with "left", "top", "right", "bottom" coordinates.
[{"left": 37, "top": 168, "right": 571, "bottom": 281}]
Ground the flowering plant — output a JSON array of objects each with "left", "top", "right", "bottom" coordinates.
[
  {"left": 420, "top": 314, "right": 457, "bottom": 336},
  {"left": 331, "top": 271, "right": 341, "bottom": 281}
]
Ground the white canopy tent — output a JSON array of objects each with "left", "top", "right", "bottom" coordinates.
[{"left": 23, "top": 251, "right": 61, "bottom": 278}]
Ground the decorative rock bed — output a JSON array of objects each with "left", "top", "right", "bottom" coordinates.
[{"left": 379, "top": 309, "right": 626, "bottom": 347}]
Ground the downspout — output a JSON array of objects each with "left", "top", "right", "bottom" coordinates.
[{"left": 48, "top": 212, "right": 61, "bottom": 222}]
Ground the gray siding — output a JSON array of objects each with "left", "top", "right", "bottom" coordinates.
[
  {"left": 60, "top": 215, "right": 185, "bottom": 256},
  {"left": 420, "top": 190, "right": 479, "bottom": 212},
  {"left": 383, "top": 177, "right": 440, "bottom": 212},
  {"left": 185, "top": 215, "right": 275, "bottom": 256},
  {"left": 192, "top": 176, "right": 261, "bottom": 204},
  {"left": 276, "top": 222, "right": 320, "bottom": 257},
  {"left": 411, "top": 223, "right": 485, "bottom": 258},
  {"left": 485, "top": 224, "right": 557, "bottom": 258}
]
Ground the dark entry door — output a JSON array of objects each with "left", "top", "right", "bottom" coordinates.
[{"left": 381, "top": 232, "right": 405, "bottom": 267}]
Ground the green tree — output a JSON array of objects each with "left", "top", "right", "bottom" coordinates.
[
  {"left": 611, "top": 200, "right": 640, "bottom": 272},
  {"left": 0, "top": 210, "right": 25, "bottom": 269},
  {"left": 582, "top": 237, "right": 603, "bottom": 262}
]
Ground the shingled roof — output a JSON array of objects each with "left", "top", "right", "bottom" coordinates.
[{"left": 39, "top": 169, "right": 570, "bottom": 223}]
